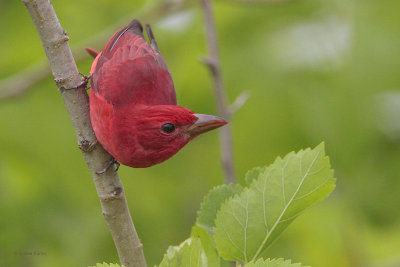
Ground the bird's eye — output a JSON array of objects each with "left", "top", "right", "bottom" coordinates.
[{"left": 161, "top": 123, "right": 176, "bottom": 134}]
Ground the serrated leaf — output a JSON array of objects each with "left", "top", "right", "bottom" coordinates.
[
  {"left": 191, "top": 225, "right": 220, "bottom": 267},
  {"left": 245, "top": 167, "right": 265, "bottom": 186},
  {"left": 244, "top": 258, "right": 304, "bottom": 267},
  {"left": 214, "top": 143, "right": 336, "bottom": 263},
  {"left": 197, "top": 183, "right": 243, "bottom": 233},
  {"left": 89, "top": 263, "right": 125, "bottom": 267},
  {"left": 158, "top": 237, "right": 208, "bottom": 267}
]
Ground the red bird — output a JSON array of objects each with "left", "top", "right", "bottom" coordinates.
[{"left": 89, "top": 19, "right": 227, "bottom": 170}]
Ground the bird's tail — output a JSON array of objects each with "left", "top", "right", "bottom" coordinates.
[
  {"left": 101, "top": 19, "right": 144, "bottom": 54},
  {"left": 125, "top": 19, "right": 144, "bottom": 37},
  {"left": 145, "top": 24, "right": 159, "bottom": 53},
  {"left": 85, "top": 47, "right": 100, "bottom": 58},
  {"left": 124, "top": 19, "right": 160, "bottom": 53}
]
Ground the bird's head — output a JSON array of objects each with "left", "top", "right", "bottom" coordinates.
[{"left": 115, "top": 105, "right": 227, "bottom": 168}]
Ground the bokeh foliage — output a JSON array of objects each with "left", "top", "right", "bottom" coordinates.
[{"left": 1, "top": 0, "right": 400, "bottom": 266}]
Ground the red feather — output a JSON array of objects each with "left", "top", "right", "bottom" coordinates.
[
  {"left": 89, "top": 19, "right": 226, "bottom": 169},
  {"left": 91, "top": 20, "right": 176, "bottom": 107}
]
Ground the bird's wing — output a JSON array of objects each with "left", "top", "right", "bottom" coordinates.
[{"left": 91, "top": 19, "right": 177, "bottom": 107}]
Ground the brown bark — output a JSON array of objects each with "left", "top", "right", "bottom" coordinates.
[{"left": 22, "top": 0, "right": 146, "bottom": 266}]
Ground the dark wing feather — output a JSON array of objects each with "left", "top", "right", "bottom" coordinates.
[{"left": 92, "top": 19, "right": 177, "bottom": 107}]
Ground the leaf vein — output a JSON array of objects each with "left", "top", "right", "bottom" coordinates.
[
  {"left": 227, "top": 201, "right": 245, "bottom": 228},
  {"left": 262, "top": 168, "right": 273, "bottom": 232},
  {"left": 293, "top": 176, "right": 332, "bottom": 201},
  {"left": 251, "top": 149, "right": 321, "bottom": 261},
  {"left": 281, "top": 158, "right": 290, "bottom": 206},
  {"left": 220, "top": 216, "right": 246, "bottom": 256}
]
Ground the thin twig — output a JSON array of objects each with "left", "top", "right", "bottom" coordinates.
[
  {"left": 228, "top": 91, "right": 250, "bottom": 115},
  {"left": 200, "top": 0, "right": 236, "bottom": 183},
  {"left": 0, "top": 59, "right": 50, "bottom": 100},
  {"left": 21, "top": 0, "right": 146, "bottom": 266}
]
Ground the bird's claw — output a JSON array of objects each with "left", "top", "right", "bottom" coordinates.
[
  {"left": 79, "top": 72, "right": 92, "bottom": 90},
  {"left": 96, "top": 158, "right": 120, "bottom": 174},
  {"left": 64, "top": 73, "right": 92, "bottom": 90}
]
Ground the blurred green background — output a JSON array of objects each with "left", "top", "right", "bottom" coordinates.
[{"left": 1, "top": 0, "right": 400, "bottom": 266}]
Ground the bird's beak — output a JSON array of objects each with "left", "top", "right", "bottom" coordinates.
[{"left": 186, "top": 114, "right": 228, "bottom": 137}]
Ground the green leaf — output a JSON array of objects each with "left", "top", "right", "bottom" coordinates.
[
  {"left": 245, "top": 167, "right": 265, "bottom": 186},
  {"left": 158, "top": 237, "right": 209, "bottom": 267},
  {"left": 197, "top": 183, "right": 243, "bottom": 233},
  {"left": 214, "top": 143, "right": 336, "bottom": 263},
  {"left": 244, "top": 258, "right": 305, "bottom": 267},
  {"left": 191, "top": 225, "right": 220, "bottom": 267},
  {"left": 88, "top": 263, "right": 125, "bottom": 267}
]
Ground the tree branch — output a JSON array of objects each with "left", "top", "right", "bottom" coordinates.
[
  {"left": 21, "top": 0, "right": 146, "bottom": 266},
  {"left": 200, "top": 0, "right": 237, "bottom": 183},
  {"left": 0, "top": 59, "right": 50, "bottom": 100},
  {"left": 228, "top": 91, "right": 250, "bottom": 115}
]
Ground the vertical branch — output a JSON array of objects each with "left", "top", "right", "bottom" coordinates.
[
  {"left": 21, "top": 0, "right": 146, "bottom": 266},
  {"left": 200, "top": 0, "right": 236, "bottom": 183}
]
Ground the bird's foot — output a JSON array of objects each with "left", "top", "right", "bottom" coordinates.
[
  {"left": 64, "top": 73, "right": 92, "bottom": 90},
  {"left": 79, "top": 72, "right": 92, "bottom": 90},
  {"left": 96, "top": 158, "right": 120, "bottom": 174}
]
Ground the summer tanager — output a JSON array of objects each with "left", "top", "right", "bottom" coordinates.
[{"left": 89, "top": 19, "right": 227, "bottom": 169}]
